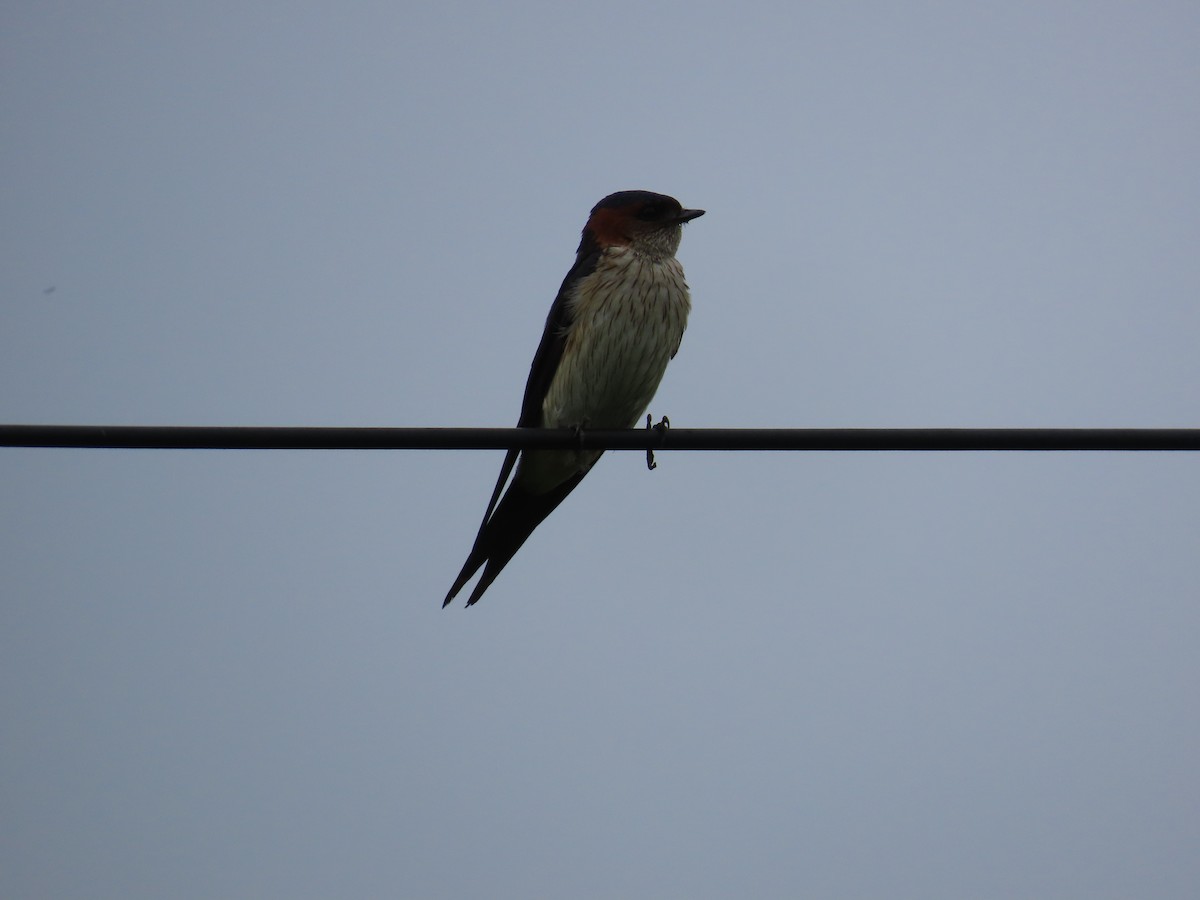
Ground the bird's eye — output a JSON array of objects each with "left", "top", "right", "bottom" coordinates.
[{"left": 637, "top": 202, "right": 667, "bottom": 221}]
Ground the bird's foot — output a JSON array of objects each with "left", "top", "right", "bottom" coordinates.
[{"left": 645, "top": 414, "right": 670, "bottom": 470}]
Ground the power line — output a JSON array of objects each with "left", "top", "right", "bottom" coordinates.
[{"left": 2, "top": 424, "right": 1198, "bottom": 451}]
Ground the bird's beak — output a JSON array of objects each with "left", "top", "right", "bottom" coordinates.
[{"left": 676, "top": 208, "right": 705, "bottom": 223}]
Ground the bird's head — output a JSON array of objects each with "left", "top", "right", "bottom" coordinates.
[{"left": 579, "top": 190, "right": 704, "bottom": 260}]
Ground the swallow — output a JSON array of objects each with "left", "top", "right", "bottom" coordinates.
[{"left": 444, "top": 190, "right": 704, "bottom": 607}]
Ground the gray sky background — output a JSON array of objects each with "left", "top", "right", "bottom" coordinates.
[{"left": 3, "top": 3, "right": 1198, "bottom": 897}]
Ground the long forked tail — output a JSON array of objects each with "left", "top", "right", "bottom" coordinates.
[{"left": 443, "top": 472, "right": 586, "bottom": 607}]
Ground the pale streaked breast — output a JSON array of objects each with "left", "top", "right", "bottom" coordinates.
[
  {"left": 518, "top": 247, "right": 691, "bottom": 493},
  {"left": 545, "top": 248, "right": 690, "bottom": 429}
]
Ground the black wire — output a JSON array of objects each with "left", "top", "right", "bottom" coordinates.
[{"left": 2, "top": 424, "right": 1198, "bottom": 451}]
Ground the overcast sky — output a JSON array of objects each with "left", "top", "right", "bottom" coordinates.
[{"left": 3, "top": 3, "right": 1198, "bottom": 898}]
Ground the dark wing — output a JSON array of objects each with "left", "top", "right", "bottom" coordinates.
[
  {"left": 516, "top": 244, "right": 600, "bottom": 427},
  {"left": 443, "top": 245, "right": 601, "bottom": 607}
]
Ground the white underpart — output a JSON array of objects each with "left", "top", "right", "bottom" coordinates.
[{"left": 519, "top": 243, "right": 691, "bottom": 493}]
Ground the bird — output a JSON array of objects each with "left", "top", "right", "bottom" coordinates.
[{"left": 443, "top": 190, "right": 704, "bottom": 607}]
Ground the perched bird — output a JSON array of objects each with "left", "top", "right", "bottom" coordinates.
[{"left": 444, "top": 190, "right": 704, "bottom": 607}]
